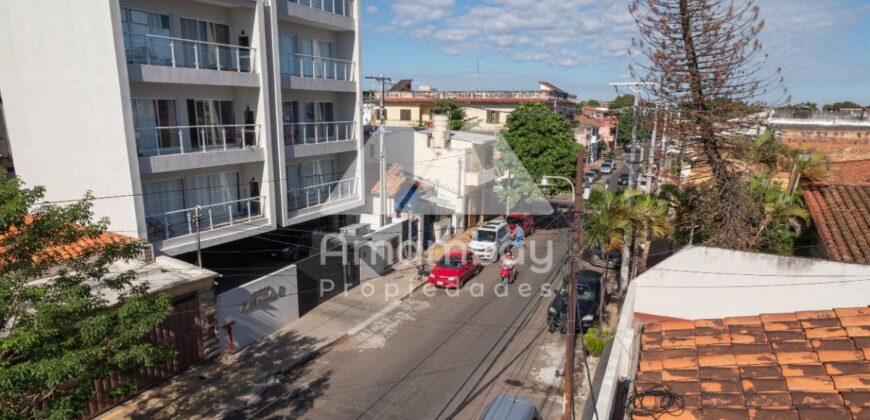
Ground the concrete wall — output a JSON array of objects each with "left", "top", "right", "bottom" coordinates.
[
  {"left": 359, "top": 219, "right": 406, "bottom": 281},
  {"left": 0, "top": 0, "right": 145, "bottom": 238},
  {"left": 215, "top": 264, "right": 300, "bottom": 352}
]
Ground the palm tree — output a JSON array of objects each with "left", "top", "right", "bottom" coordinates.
[
  {"left": 786, "top": 152, "right": 830, "bottom": 194},
  {"left": 748, "top": 175, "right": 810, "bottom": 254},
  {"left": 658, "top": 184, "right": 702, "bottom": 245},
  {"left": 583, "top": 209, "right": 628, "bottom": 326},
  {"left": 624, "top": 194, "right": 673, "bottom": 279}
]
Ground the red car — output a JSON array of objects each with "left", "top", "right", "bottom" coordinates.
[
  {"left": 428, "top": 250, "right": 481, "bottom": 288},
  {"left": 507, "top": 213, "right": 535, "bottom": 236}
]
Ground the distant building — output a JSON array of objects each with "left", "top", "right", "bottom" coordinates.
[
  {"left": 768, "top": 108, "right": 870, "bottom": 162},
  {"left": 372, "top": 80, "right": 577, "bottom": 131}
]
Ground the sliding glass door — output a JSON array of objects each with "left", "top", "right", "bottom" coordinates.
[
  {"left": 283, "top": 101, "right": 299, "bottom": 145},
  {"left": 192, "top": 171, "right": 241, "bottom": 223},
  {"left": 121, "top": 8, "right": 171, "bottom": 65},
  {"left": 131, "top": 98, "right": 179, "bottom": 155},
  {"left": 279, "top": 34, "right": 298, "bottom": 76},
  {"left": 143, "top": 179, "right": 185, "bottom": 239},
  {"left": 186, "top": 99, "right": 236, "bottom": 150},
  {"left": 180, "top": 18, "right": 231, "bottom": 69}
]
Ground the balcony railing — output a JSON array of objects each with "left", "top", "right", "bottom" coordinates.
[
  {"left": 146, "top": 196, "right": 265, "bottom": 241},
  {"left": 289, "top": 0, "right": 352, "bottom": 17},
  {"left": 280, "top": 53, "right": 354, "bottom": 81},
  {"left": 283, "top": 121, "right": 355, "bottom": 145},
  {"left": 288, "top": 178, "right": 357, "bottom": 212},
  {"left": 124, "top": 33, "right": 256, "bottom": 73},
  {"left": 134, "top": 124, "right": 260, "bottom": 157}
]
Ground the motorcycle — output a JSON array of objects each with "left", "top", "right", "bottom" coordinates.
[{"left": 500, "top": 264, "right": 515, "bottom": 284}]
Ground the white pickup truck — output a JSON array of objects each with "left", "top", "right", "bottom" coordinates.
[{"left": 469, "top": 220, "right": 512, "bottom": 262}]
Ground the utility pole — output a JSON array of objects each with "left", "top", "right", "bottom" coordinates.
[
  {"left": 609, "top": 82, "right": 657, "bottom": 189},
  {"left": 194, "top": 205, "right": 203, "bottom": 268},
  {"left": 366, "top": 74, "right": 391, "bottom": 227},
  {"left": 646, "top": 104, "right": 660, "bottom": 193},
  {"left": 564, "top": 148, "right": 585, "bottom": 420}
]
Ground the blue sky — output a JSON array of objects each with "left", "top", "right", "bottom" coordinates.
[{"left": 361, "top": 0, "right": 870, "bottom": 105}]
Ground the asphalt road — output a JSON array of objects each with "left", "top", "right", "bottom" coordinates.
[{"left": 239, "top": 220, "right": 574, "bottom": 419}]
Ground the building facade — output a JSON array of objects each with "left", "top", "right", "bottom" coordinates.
[
  {"left": 0, "top": 0, "right": 364, "bottom": 256},
  {"left": 768, "top": 108, "right": 870, "bottom": 162},
  {"left": 372, "top": 81, "right": 577, "bottom": 131}
]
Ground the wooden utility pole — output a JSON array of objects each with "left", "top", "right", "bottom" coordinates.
[
  {"left": 194, "top": 205, "right": 203, "bottom": 268},
  {"left": 564, "top": 149, "right": 585, "bottom": 420},
  {"left": 366, "top": 74, "right": 392, "bottom": 227}
]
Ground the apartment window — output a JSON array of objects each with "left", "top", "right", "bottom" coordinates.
[
  {"left": 287, "top": 159, "right": 336, "bottom": 210},
  {"left": 143, "top": 178, "right": 185, "bottom": 239},
  {"left": 192, "top": 171, "right": 240, "bottom": 206},
  {"left": 279, "top": 34, "right": 298, "bottom": 75},
  {"left": 299, "top": 38, "right": 333, "bottom": 78},
  {"left": 131, "top": 98, "right": 179, "bottom": 155},
  {"left": 186, "top": 99, "right": 236, "bottom": 149},
  {"left": 400, "top": 109, "right": 412, "bottom": 121},
  {"left": 121, "top": 8, "right": 171, "bottom": 65},
  {"left": 179, "top": 18, "right": 231, "bottom": 69},
  {"left": 282, "top": 101, "right": 299, "bottom": 145},
  {"left": 487, "top": 111, "right": 500, "bottom": 124}
]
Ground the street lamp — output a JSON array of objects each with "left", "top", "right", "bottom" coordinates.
[{"left": 540, "top": 175, "right": 576, "bottom": 199}]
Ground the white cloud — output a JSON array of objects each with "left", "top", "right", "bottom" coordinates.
[
  {"left": 365, "top": 5, "right": 378, "bottom": 14},
  {"left": 382, "top": 0, "right": 637, "bottom": 67}
]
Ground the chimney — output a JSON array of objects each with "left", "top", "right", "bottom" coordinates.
[{"left": 431, "top": 114, "right": 449, "bottom": 148}]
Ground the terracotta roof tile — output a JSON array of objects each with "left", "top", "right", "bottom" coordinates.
[
  {"left": 743, "top": 378, "right": 789, "bottom": 394},
  {"left": 632, "top": 308, "right": 870, "bottom": 420},
  {"left": 781, "top": 365, "right": 828, "bottom": 377},
  {"left": 776, "top": 352, "right": 821, "bottom": 365},
  {"left": 804, "top": 184, "right": 870, "bottom": 264},
  {"left": 794, "top": 406, "right": 852, "bottom": 420},
  {"left": 773, "top": 341, "right": 816, "bottom": 353},
  {"left": 831, "top": 375, "right": 870, "bottom": 391},
  {"left": 816, "top": 350, "right": 865, "bottom": 363},
  {"left": 701, "top": 393, "right": 746, "bottom": 408},
  {"left": 841, "top": 316, "right": 870, "bottom": 328},
  {"left": 785, "top": 376, "right": 836, "bottom": 392},
  {"left": 726, "top": 316, "right": 763, "bottom": 326},
  {"left": 747, "top": 408, "right": 799, "bottom": 420},
  {"left": 847, "top": 326, "right": 870, "bottom": 338},
  {"left": 789, "top": 391, "right": 845, "bottom": 407},
  {"left": 822, "top": 159, "right": 870, "bottom": 187},
  {"left": 702, "top": 367, "right": 742, "bottom": 381},
  {"left": 800, "top": 318, "right": 842, "bottom": 329},
  {"left": 702, "top": 380, "right": 745, "bottom": 394},
  {"left": 740, "top": 365, "right": 784, "bottom": 379},
  {"left": 663, "top": 369, "right": 699, "bottom": 382},
  {"left": 841, "top": 390, "right": 870, "bottom": 407},
  {"left": 811, "top": 338, "right": 858, "bottom": 351},
  {"left": 825, "top": 362, "right": 870, "bottom": 376}
]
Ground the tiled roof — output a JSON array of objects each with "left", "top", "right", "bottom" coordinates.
[
  {"left": 371, "top": 164, "right": 430, "bottom": 197},
  {"left": 633, "top": 307, "right": 870, "bottom": 420},
  {"left": 824, "top": 160, "right": 870, "bottom": 187},
  {"left": 803, "top": 184, "right": 870, "bottom": 264},
  {"left": 1, "top": 215, "right": 135, "bottom": 262}
]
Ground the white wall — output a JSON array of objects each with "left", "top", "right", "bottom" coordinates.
[
  {"left": 216, "top": 264, "right": 300, "bottom": 352},
  {"left": 0, "top": 0, "right": 145, "bottom": 238}
]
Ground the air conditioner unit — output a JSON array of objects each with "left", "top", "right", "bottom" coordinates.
[
  {"left": 340, "top": 223, "right": 372, "bottom": 236},
  {"left": 137, "top": 243, "right": 156, "bottom": 264}
]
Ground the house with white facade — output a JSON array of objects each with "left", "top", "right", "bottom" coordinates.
[{"left": 0, "top": 0, "right": 363, "bottom": 257}]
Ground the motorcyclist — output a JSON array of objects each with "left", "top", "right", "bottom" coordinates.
[{"left": 501, "top": 249, "right": 517, "bottom": 283}]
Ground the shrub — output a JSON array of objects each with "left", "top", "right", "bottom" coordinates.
[{"left": 583, "top": 328, "right": 614, "bottom": 357}]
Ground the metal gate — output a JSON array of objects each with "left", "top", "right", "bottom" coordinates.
[{"left": 85, "top": 295, "right": 203, "bottom": 418}]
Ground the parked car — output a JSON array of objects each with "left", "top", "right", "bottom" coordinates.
[
  {"left": 604, "top": 159, "right": 615, "bottom": 169},
  {"left": 480, "top": 395, "right": 541, "bottom": 420},
  {"left": 428, "top": 250, "right": 481, "bottom": 289},
  {"left": 618, "top": 173, "right": 630, "bottom": 186},
  {"left": 547, "top": 271, "right": 600, "bottom": 334},
  {"left": 590, "top": 248, "right": 622, "bottom": 268},
  {"left": 590, "top": 168, "right": 601, "bottom": 179},
  {"left": 469, "top": 220, "right": 511, "bottom": 262},
  {"left": 600, "top": 162, "right": 613, "bottom": 174},
  {"left": 506, "top": 213, "right": 535, "bottom": 236},
  {"left": 584, "top": 171, "right": 597, "bottom": 185}
]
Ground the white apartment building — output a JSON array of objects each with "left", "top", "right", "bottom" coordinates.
[{"left": 0, "top": 0, "right": 363, "bottom": 256}]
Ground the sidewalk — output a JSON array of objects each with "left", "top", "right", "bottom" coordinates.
[{"left": 100, "top": 262, "right": 427, "bottom": 419}]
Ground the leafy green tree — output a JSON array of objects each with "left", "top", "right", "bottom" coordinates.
[
  {"left": 790, "top": 101, "right": 818, "bottom": 110},
  {"left": 584, "top": 99, "right": 601, "bottom": 108},
  {"left": 499, "top": 102, "right": 580, "bottom": 198},
  {"left": 748, "top": 175, "right": 810, "bottom": 255},
  {"left": 823, "top": 101, "right": 861, "bottom": 110},
  {"left": 431, "top": 98, "right": 475, "bottom": 131},
  {"left": 609, "top": 94, "right": 635, "bottom": 110},
  {"left": 0, "top": 178, "right": 174, "bottom": 419}
]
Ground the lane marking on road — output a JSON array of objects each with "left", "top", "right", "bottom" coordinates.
[{"left": 346, "top": 300, "right": 402, "bottom": 337}]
